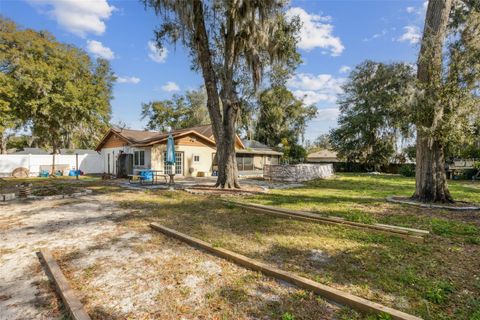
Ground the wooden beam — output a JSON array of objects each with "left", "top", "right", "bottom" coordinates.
[
  {"left": 226, "top": 201, "right": 427, "bottom": 243},
  {"left": 37, "top": 249, "right": 91, "bottom": 320},
  {"left": 150, "top": 223, "right": 422, "bottom": 320}
]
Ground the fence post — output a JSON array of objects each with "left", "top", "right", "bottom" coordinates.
[{"left": 76, "top": 153, "right": 79, "bottom": 180}]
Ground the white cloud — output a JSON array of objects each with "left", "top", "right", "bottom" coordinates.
[
  {"left": 316, "top": 108, "right": 340, "bottom": 121},
  {"left": 86, "top": 40, "right": 114, "bottom": 60},
  {"left": 406, "top": 6, "right": 416, "bottom": 13},
  {"left": 148, "top": 41, "right": 168, "bottom": 63},
  {"left": 292, "top": 90, "right": 336, "bottom": 105},
  {"left": 397, "top": 25, "right": 421, "bottom": 44},
  {"left": 363, "top": 29, "right": 388, "bottom": 42},
  {"left": 161, "top": 81, "right": 180, "bottom": 92},
  {"left": 288, "top": 73, "right": 345, "bottom": 105},
  {"left": 117, "top": 76, "right": 140, "bottom": 84},
  {"left": 339, "top": 65, "right": 351, "bottom": 74},
  {"left": 288, "top": 73, "right": 344, "bottom": 92},
  {"left": 29, "top": 0, "right": 115, "bottom": 38},
  {"left": 286, "top": 7, "right": 344, "bottom": 56},
  {"left": 406, "top": 2, "right": 428, "bottom": 15}
]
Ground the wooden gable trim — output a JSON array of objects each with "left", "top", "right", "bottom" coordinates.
[
  {"left": 95, "top": 129, "right": 130, "bottom": 151},
  {"left": 176, "top": 132, "right": 216, "bottom": 148}
]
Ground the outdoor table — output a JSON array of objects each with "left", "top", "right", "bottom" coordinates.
[{"left": 139, "top": 169, "right": 167, "bottom": 185}]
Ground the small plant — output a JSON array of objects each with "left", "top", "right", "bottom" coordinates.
[
  {"left": 376, "top": 313, "right": 392, "bottom": 320},
  {"left": 212, "top": 240, "right": 225, "bottom": 248},
  {"left": 224, "top": 202, "right": 236, "bottom": 209},
  {"left": 425, "top": 281, "right": 454, "bottom": 304},
  {"left": 470, "top": 310, "right": 480, "bottom": 320},
  {"left": 366, "top": 313, "right": 392, "bottom": 320},
  {"left": 281, "top": 312, "right": 295, "bottom": 320}
]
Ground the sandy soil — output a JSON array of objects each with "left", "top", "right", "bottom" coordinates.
[{"left": 0, "top": 192, "right": 340, "bottom": 320}]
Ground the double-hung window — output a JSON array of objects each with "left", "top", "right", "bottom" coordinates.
[{"left": 134, "top": 150, "right": 145, "bottom": 166}]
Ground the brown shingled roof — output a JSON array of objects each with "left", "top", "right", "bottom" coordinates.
[
  {"left": 111, "top": 127, "right": 161, "bottom": 142},
  {"left": 96, "top": 124, "right": 239, "bottom": 151}
]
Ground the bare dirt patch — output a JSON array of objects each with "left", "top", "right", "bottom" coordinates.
[{"left": 1, "top": 191, "right": 341, "bottom": 320}]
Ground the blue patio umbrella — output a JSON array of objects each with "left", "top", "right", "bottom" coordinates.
[
  {"left": 166, "top": 134, "right": 176, "bottom": 165},
  {"left": 166, "top": 134, "right": 176, "bottom": 184}
]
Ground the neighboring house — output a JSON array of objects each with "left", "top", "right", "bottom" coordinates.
[
  {"left": 95, "top": 125, "right": 282, "bottom": 177},
  {"left": 306, "top": 149, "right": 340, "bottom": 163},
  {"left": 237, "top": 139, "right": 283, "bottom": 173}
]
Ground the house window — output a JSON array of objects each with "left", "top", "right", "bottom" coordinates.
[
  {"left": 236, "top": 154, "right": 254, "bottom": 171},
  {"left": 194, "top": 155, "right": 200, "bottom": 162},
  {"left": 134, "top": 150, "right": 145, "bottom": 166}
]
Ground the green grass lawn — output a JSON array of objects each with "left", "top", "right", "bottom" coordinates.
[
  {"left": 245, "top": 174, "right": 480, "bottom": 242},
  {"left": 117, "top": 173, "right": 480, "bottom": 320}
]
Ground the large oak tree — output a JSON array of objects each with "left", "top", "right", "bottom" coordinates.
[
  {"left": 143, "top": 0, "right": 299, "bottom": 188},
  {"left": 413, "top": 0, "right": 480, "bottom": 202},
  {"left": 414, "top": 0, "right": 454, "bottom": 202},
  {"left": 330, "top": 61, "right": 415, "bottom": 171},
  {"left": 0, "top": 18, "right": 115, "bottom": 153}
]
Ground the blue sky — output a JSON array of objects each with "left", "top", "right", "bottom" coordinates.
[{"left": 1, "top": 0, "right": 426, "bottom": 142}]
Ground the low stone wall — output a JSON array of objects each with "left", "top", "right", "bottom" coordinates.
[{"left": 263, "top": 163, "right": 334, "bottom": 182}]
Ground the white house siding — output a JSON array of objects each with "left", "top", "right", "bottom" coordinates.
[
  {"left": 101, "top": 146, "right": 129, "bottom": 175},
  {"left": 150, "top": 144, "right": 215, "bottom": 177}
]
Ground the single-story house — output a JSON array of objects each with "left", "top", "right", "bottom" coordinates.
[
  {"left": 95, "top": 125, "right": 282, "bottom": 177},
  {"left": 306, "top": 149, "right": 340, "bottom": 163}
]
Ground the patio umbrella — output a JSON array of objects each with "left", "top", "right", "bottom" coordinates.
[
  {"left": 166, "top": 134, "right": 176, "bottom": 165},
  {"left": 166, "top": 134, "right": 176, "bottom": 185}
]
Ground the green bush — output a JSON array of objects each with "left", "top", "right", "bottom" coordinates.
[{"left": 399, "top": 164, "right": 415, "bottom": 177}]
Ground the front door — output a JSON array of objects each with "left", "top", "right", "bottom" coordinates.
[{"left": 164, "top": 151, "right": 184, "bottom": 175}]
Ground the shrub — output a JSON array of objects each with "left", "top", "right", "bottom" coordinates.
[{"left": 399, "top": 164, "right": 415, "bottom": 177}]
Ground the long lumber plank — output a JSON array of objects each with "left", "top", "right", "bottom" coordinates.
[
  {"left": 228, "top": 202, "right": 425, "bottom": 243},
  {"left": 235, "top": 202, "right": 428, "bottom": 235},
  {"left": 150, "top": 223, "right": 422, "bottom": 320},
  {"left": 37, "top": 249, "right": 91, "bottom": 320}
]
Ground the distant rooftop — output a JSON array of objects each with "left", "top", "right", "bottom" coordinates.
[{"left": 241, "top": 139, "right": 270, "bottom": 150}]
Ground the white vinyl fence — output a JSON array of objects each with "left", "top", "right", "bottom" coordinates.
[{"left": 0, "top": 154, "right": 104, "bottom": 177}]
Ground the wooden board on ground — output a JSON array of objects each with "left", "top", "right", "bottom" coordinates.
[
  {"left": 37, "top": 249, "right": 91, "bottom": 320},
  {"left": 150, "top": 223, "right": 422, "bottom": 320},
  {"left": 226, "top": 201, "right": 427, "bottom": 243}
]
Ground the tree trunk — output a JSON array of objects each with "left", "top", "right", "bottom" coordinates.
[
  {"left": 413, "top": 0, "right": 454, "bottom": 203},
  {"left": 192, "top": 0, "right": 240, "bottom": 188},
  {"left": 0, "top": 132, "right": 7, "bottom": 154}
]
